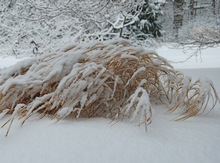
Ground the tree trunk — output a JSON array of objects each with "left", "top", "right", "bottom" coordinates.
[
  {"left": 212, "top": 0, "right": 216, "bottom": 15},
  {"left": 189, "top": 0, "right": 196, "bottom": 17},
  {"left": 218, "top": 0, "right": 220, "bottom": 14},
  {"left": 173, "top": 0, "right": 184, "bottom": 39}
]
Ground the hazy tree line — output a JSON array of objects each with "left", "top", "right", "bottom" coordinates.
[{"left": 0, "top": 0, "right": 219, "bottom": 57}]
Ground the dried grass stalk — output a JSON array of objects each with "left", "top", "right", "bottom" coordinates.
[{"left": 0, "top": 39, "right": 219, "bottom": 136}]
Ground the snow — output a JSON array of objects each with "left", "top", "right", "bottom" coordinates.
[
  {"left": 157, "top": 45, "right": 220, "bottom": 69},
  {"left": 0, "top": 56, "right": 30, "bottom": 69},
  {"left": 0, "top": 45, "right": 220, "bottom": 163}
]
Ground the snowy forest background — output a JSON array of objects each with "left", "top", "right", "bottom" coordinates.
[{"left": 0, "top": 0, "right": 220, "bottom": 57}]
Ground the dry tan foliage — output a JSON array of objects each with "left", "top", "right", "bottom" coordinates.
[{"left": 0, "top": 39, "right": 219, "bottom": 136}]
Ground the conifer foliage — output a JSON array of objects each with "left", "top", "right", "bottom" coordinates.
[
  {"left": 0, "top": 39, "right": 219, "bottom": 136},
  {"left": 128, "top": 0, "right": 163, "bottom": 38}
]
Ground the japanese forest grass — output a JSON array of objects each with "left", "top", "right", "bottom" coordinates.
[{"left": 0, "top": 39, "right": 219, "bottom": 136}]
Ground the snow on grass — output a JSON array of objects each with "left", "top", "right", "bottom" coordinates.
[{"left": 0, "top": 45, "right": 220, "bottom": 163}]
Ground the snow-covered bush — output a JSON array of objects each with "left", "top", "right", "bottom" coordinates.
[
  {"left": 0, "top": 0, "right": 163, "bottom": 57},
  {"left": 0, "top": 0, "right": 152, "bottom": 57},
  {"left": 107, "top": 0, "right": 164, "bottom": 46},
  {"left": 0, "top": 39, "right": 219, "bottom": 136},
  {"left": 134, "top": 1, "right": 163, "bottom": 38},
  {"left": 178, "top": 15, "right": 220, "bottom": 47}
]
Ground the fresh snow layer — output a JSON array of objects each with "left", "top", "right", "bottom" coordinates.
[
  {"left": 0, "top": 46, "right": 220, "bottom": 163},
  {"left": 156, "top": 45, "right": 220, "bottom": 69},
  {"left": 0, "top": 56, "right": 30, "bottom": 69}
]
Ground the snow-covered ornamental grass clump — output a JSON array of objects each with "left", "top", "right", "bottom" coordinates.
[{"left": 0, "top": 39, "right": 219, "bottom": 136}]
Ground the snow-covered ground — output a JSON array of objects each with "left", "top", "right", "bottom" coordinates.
[
  {"left": 0, "top": 46, "right": 220, "bottom": 163},
  {"left": 157, "top": 45, "right": 220, "bottom": 69}
]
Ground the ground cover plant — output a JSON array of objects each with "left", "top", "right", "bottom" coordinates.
[{"left": 0, "top": 39, "right": 219, "bottom": 136}]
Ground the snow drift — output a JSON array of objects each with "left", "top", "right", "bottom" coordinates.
[{"left": 0, "top": 39, "right": 219, "bottom": 136}]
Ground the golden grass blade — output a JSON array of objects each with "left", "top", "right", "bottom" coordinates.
[{"left": 0, "top": 39, "right": 219, "bottom": 135}]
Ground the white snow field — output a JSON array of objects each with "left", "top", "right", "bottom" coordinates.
[{"left": 0, "top": 46, "right": 220, "bottom": 163}]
